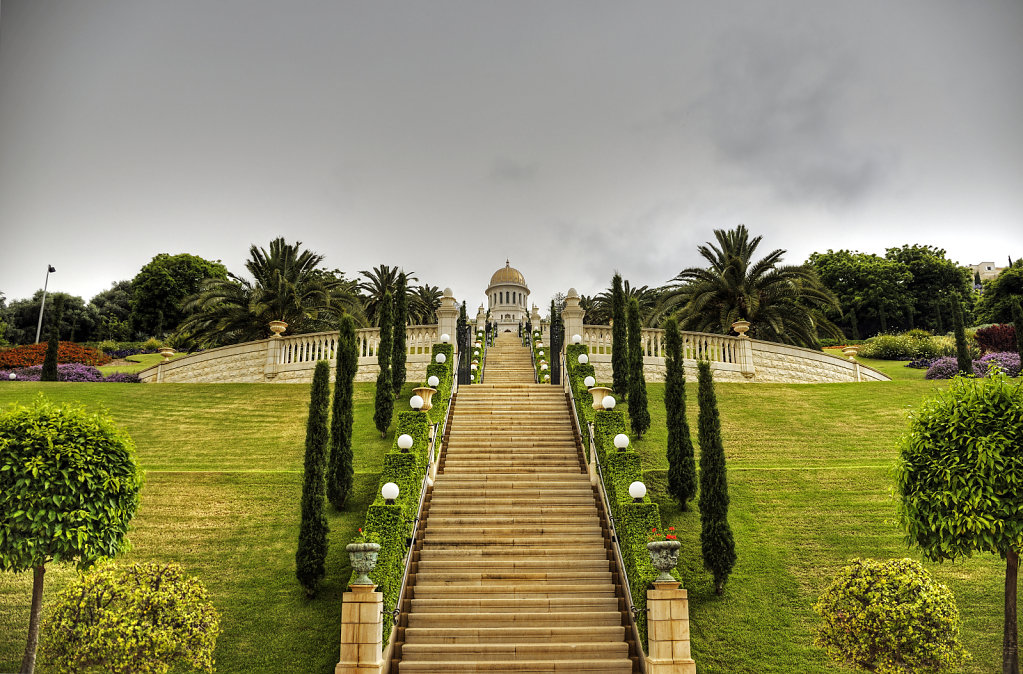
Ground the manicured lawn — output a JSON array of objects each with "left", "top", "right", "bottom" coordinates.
[
  {"left": 98, "top": 351, "right": 190, "bottom": 375},
  {"left": 0, "top": 381, "right": 406, "bottom": 674}
]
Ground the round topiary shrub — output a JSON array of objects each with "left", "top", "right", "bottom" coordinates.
[
  {"left": 814, "top": 558, "right": 967, "bottom": 674},
  {"left": 42, "top": 562, "right": 220, "bottom": 674}
]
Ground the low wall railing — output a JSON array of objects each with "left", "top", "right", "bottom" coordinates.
[
  {"left": 579, "top": 325, "right": 740, "bottom": 363},
  {"left": 276, "top": 325, "right": 439, "bottom": 365}
]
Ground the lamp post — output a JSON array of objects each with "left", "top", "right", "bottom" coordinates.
[{"left": 34, "top": 265, "right": 56, "bottom": 344}]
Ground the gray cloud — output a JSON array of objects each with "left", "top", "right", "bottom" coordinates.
[{"left": 489, "top": 157, "right": 537, "bottom": 183}]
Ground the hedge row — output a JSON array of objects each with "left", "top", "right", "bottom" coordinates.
[
  {"left": 531, "top": 330, "right": 550, "bottom": 383},
  {"left": 353, "top": 341, "right": 453, "bottom": 645},
  {"left": 566, "top": 343, "right": 679, "bottom": 649},
  {"left": 468, "top": 328, "right": 486, "bottom": 384}
]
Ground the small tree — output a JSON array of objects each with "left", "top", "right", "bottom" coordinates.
[
  {"left": 0, "top": 397, "right": 143, "bottom": 674},
  {"left": 374, "top": 291, "right": 394, "bottom": 438},
  {"left": 697, "top": 360, "right": 736, "bottom": 595},
  {"left": 664, "top": 317, "right": 697, "bottom": 509},
  {"left": 814, "top": 558, "right": 967, "bottom": 673},
  {"left": 42, "top": 562, "right": 221, "bottom": 674},
  {"left": 611, "top": 273, "right": 629, "bottom": 398},
  {"left": 626, "top": 297, "right": 650, "bottom": 438},
  {"left": 297, "top": 360, "right": 330, "bottom": 596},
  {"left": 391, "top": 272, "right": 408, "bottom": 397},
  {"left": 40, "top": 296, "right": 63, "bottom": 381},
  {"left": 896, "top": 373, "right": 1023, "bottom": 674},
  {"left": 327, "top": 314, "right": 358, "bottom": 510},
  {"left": 951, "top": 294, "right": 972, "bottom": 375}
]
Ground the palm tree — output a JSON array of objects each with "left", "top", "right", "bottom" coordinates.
[
  {"left": 411, "top": 284, "right": 443, "bottom": 325},
  {"left": 175, "top": 238, "right": 363, "bottom": 347},
  {"left": 664, "top": 225, "right": 842, "bottom": 347},
  {"left": 358, "top": 265, "right": 418, "bottom": 326},
  {"left": 589, "top": 281, "right": 662, "bottom": 326}
]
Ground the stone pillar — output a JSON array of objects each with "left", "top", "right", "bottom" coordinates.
[
  {"left": 474, "top": 303, "right": 487, "bottom": 330},
  {"left": 436, "top": 288, "right": 458, "bottom": 340},
  {"left": 731, "top": 322, "right": 755, "bottom": 380},
  {"left": 562, "top": 288, "right": 584, "bottom": 345},
  {"left": 264, "top": 337, "right": 280, "bottom": 380},
  {"left": 530, "top": 304, "right": 541, "bottom": 327},
  {"left": 336, "top": 584, "right": 384, "bottom": 674},
  {"left": 646, "top": 580, "right": 696, "bottom": 674}
]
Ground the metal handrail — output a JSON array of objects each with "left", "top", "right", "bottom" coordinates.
[{"left": 563, "top": 354, "right": 647, "bottom": 665}]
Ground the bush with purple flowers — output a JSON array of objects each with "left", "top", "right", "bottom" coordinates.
[
  {"left": 905, "top": 357, "right": 936, "bottom": 370},
  {"left": 924, "top": 357, "right": 983, "bottom": 380},
  {"left": 0, "top": 363, "right": 140, "bottom": 383},
  {"left": 977, "top": 352, "right": 1021, "bottom": 378}
]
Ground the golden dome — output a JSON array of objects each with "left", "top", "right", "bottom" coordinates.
[{"left": 489, "top": 260, "right": 527, "bottom": 287}]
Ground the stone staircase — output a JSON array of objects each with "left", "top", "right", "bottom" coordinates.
[{"left": 395, "top": 334, "right": 636, "bottom": 672}]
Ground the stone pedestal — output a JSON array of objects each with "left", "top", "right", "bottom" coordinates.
[
  {"left": 436, "top": 288, "right": 459, "bottom": 343},
  {"left": 646, "top": 581, "right": 696, "bottom": 674},
  {"left": 562, "top": 288, "right": 585, "bottom": 345},
  {"left": 336, "top": 584, "right": 384, "bottom": 674}
]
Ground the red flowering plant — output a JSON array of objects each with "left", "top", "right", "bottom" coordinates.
[
  {"left": 0, "top": 342, "right": 111, "bottom": 368},
  {"left": 350, "top": 527, "right": 380, "bottom": 545},
  {"left": 648, "top": 526, "right": 678, "bottom": 542}
]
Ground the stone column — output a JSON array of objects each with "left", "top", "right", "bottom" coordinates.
[
  {"left": 336, "top": 584, "right": 384, "bottom": 674},
  {"left": 474, "top": 303, "right": 487, "bottom": 331},
  {"left": 264, "top": 337, "right": 280, "bottom": 380},
  {"left": 562, "top": 288, "right": 584, "bottom": 345},
  {"left": 646, "top": 580, "right": 696, "bottom": 674},
  {"left": 731, "top": 321, "right": 755, "bottom": 380},
  {"left": 436, "top": 288, "right": 458, "bottom": 340}
]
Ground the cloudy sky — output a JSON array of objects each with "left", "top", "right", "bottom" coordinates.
[{"left": 2, "top": 1, "right": 1022, "bottom": 310}]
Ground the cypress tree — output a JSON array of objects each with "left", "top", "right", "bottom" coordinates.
[
  {"left": 327, "top": 314, "right": 358, "bottom": 510},
  {"left": 626, "top": 298, "right": 650, "bottom": 439},
  {"left": 697, "top": 360, "right": 736, "bottom": 595},
  {"left": 374, "top": 291, "right": 394, "bottom": 438},
  {"left": 664, "top": 317, "right": 697, "bottom": 509},
  {"left": 611, "top": 273, "right": 629, "bottom": 398},
  {"left": 1012, "top": 298, "right": 1023, "bottom": 366},
  {"left": 40, "top": 296, "right": 63, "bottom": 382},
  {"left": 296, "top": 360, "right": 331, "bottom": 597},
  {"left": 391, "top": 273, "right": 408, "bottom": 397},
  {"left": 951, "top": 294, "right": 972, "bottom": 375}
]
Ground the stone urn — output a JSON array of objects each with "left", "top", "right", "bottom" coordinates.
[
  {"left": 412, "top": 386, "right": 437, "bottom": 411},
  {"left": 587, "top": 386, "right": 614, "bottom": 411},
  {"left": 158, "top": 347, "right": 175, "bottom": 361},
  {"left": 647, "top": 540, "right": 682, "bottom": 583},
  {"left": 269, "top": 320, "right": 288, "bottom": 337},
  {"left": 842, "top": 346, "right": 860, "bottom": 361},
  {"left": 731, "top": 320, "right": 751, "bottom": 338},
  {"left": 346, "top": 542, "right": 381, "bottom": 586}
]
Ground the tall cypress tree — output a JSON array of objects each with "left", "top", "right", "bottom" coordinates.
[
  {"left": 296, "top": 360, "right": 330, "bottom": 597},
  {"left": 327, "top": 314, "right": 358, "bottom": 510},
  {"left": 697, "top": 360, "right": 736, "bottom": 595},
  {"left": 391, "top": 273, "right": 408, "bottom": 397},
  {"left": 611, "top": 273, "right": 629, "bottom": 398},
  {"left": 40, "top": 296, "right": 63, "bottom": 382},
  {"left": 626, "top": 298, "right": 650, "bottom": 438},
  {"left": 374, "top": 291, "right": 394, "bottom": 438},
  {"left": 1013, "top": 298, "right": 1023, "bottom": 366},
  {"left": 951, "top": 294, "right": 972, "bottom": 375},
  {"left": 664, "top": 318, "right": 697, "bottom": 509}
]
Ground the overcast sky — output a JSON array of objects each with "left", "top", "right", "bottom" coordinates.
[{"left": 2, "top": 1, "right": 1022, "bottom": 311}]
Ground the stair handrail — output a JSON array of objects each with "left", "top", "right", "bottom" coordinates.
[{"left": 563, "top": 353, "right": 648, "bottom": 669}]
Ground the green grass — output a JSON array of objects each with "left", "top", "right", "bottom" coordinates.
[
  {"left": 0, "top": 381, "right": 409, "bottom": 674},
  {"left": 98, "top": 351, "right": 189, "bottom": 375}
]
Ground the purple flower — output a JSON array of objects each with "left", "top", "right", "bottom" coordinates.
[
  {"left": 924, "top": 357, "right": 984, "bottom": 380},
  {"left": 977, "top": 352, "right": 1021, "bottom": 378}
]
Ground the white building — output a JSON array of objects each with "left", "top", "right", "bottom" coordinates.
[
  {"left": 970, "top": 261, "right": 1005, "bottom": 282},
  {"left": 486, "top": 260, "right": 529, "bottom": 333}
]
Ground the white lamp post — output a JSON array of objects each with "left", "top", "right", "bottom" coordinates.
[
  {"left": 440, "top": 333, "right": 450, "bottom": 343},
  {"left": 427, "top": 375, "right": 440, "bottom": 388},
  {"left": 410, "top": 395, "right": 424, "bottom": 411},
  {"left": 435, "top": 353, "right": 446, "bottom": 364},
  {"left": 572, "top": 334, "right": 582, "bottom": 344},
  {"left": 584, "top": 376, "right": 596, "bottom": 388},
  {"left": 381, "top": 482, "right": 399, "bottom": 505},
  {"left": 602, "top": 395, "right": 616, "bottom": 410},
  {"left": 628, "top": 481, "right": 646, "bottom": 503},
  {"left": 578, "top": 354, "right": 588, "bottom": 365},
  {"left": 614, "top": 433, "right": 629, "bottom": 452},
  {"left": 397, "top": 434, "right": 414, "bottom": 452}
]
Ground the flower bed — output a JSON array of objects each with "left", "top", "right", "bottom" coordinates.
[
  {"left": 923, "top": 352, "right": 1021, "bottom": 379},
  {"left": 0, "top": 363, "right": 140, "bottom": 382},
  {"left": 0, "top": 342, "right": 111, "bottom": 368}
]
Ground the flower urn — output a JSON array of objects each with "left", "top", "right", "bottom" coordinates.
[
  {"left": 646, "top": 540, "right": 682, "bottom": 583},
  {"left": 346, "top": 542, "right": 381, "bottom": 586},
  {"left": 269, "top": 320, "right": 288, "bottom": 337},
  {"left": 412, "top": 386, "right": 437, "bottom": 411}
]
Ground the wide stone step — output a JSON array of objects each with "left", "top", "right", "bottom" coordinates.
[
  {"left": 427, "top": 496, "right": 596, "bottom": 507},
  {"left": 427, "top": 515, "right": 598, "bottom": 526},
  {"left": 416, "top": 558, "right": 611, "bottom": 572},
  {"left": 400, "top": 642, "right": 629, "bottom": 662},
  {"left": 436, "top": 475, "right": 586, "bottom": 484},
  {"left": 415, "top": 571, "right": 613, "bottom": 585},
  {"left": 409, "top": 596, "right": 620, "bottom": 614},
  {"left": 427, "top": 504, "right": 596, "bottom": 515},
  {"left": 398, "top": 658, "right": 633, "bottom": 672},
  {"left": 418, "top": 546, "right": 608, "bottom": 559},
  {"left": 403, "top": 625, "right": 625, "bottom": 644},
  {"left": 406, "top": 611, "right": 622, "bottom": 629},
  {"left": 422, "top": 533, "right": 607, "bottom": 546},
  {"left": 424, "top": 525, "right": 603, "bottom": 537}
]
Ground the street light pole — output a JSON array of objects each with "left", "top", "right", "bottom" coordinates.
[{"left": 34, "top": 265, "right": 56, "bottom": 344}]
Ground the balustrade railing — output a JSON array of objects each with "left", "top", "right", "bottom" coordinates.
[
  {"left": 579, "top": 325, "right": 740, "bottom": 364},
  {"left": 275, "top": 325, "right": 438, "bottom": 365}
]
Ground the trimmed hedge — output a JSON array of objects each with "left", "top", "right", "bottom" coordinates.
[
  {"left": 468, "top": 329, "right": 486, "bottom": 385},
  {"left": 532, "top": 334, "right": 550, "bottom": 384}
]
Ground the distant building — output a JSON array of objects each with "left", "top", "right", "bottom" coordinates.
[
  {"left": 486, "top": 260, "right": 529, "bottom": 332},
  {"left": 970, "top": 261, "right": 1005, "bottom": 282}
]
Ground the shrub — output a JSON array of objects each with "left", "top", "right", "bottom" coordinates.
[
  {"left": 0, "top": 342, "right": 111, "bottom": 368},
  {"left": 905, "top": 357, "right": 936, "bottom": 370},
  {"left": 42, "top": 562, "right": 220, "bottom": 674},
  {"left": 905, "top": 328, "right": 933, "bottom": 339},
  {"left": 296, "top": 361, "right": 330, "bottom": 597},
  {"left": 924, "top": 357, "right": 982, "bottom": 380},
  {"left": 814, "top": 558, "right": 967, "bottom": 674},
  {"left": 141, "top": 336, "right": 164, "bottom": 351},
  {"left": 328, "top": 315, "right": 359, "bottom": 511},
  {"left": 977, "top": 352, "right": 1021, "bottom": 378},
  {"left": 859, "top": 334, "right": 941, "bottom": 360},
  {"left": 0, "top": 364, "right": 141, "bottom": 383},
  {"left": 975, "top": 324, "right": 1017, "bottom": 354}
]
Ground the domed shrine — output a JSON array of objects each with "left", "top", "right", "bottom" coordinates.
[{"left": 486, "top": 260, "right": 529, "bottom": 332}]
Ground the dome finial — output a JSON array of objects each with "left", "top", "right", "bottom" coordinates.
[{"left": 506, "top": 258, "right": 510, "bottom": 266}]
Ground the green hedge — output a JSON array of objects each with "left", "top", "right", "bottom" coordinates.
[
  {"left": 353, "top": 341, "right": 453, "bottom": 645},
  {"left": 532, "top": 335, "right": 550, "bottom": 383},
  {"left": 468, "top": 329, "right": 486, "bottom": 384}
]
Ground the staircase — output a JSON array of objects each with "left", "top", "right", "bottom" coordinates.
[{"left": 396, "top": 333, "right": 635, "bottom": 672}]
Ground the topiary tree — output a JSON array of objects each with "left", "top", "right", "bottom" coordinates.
[
  {"left": 951, "top": 294, "right": 972, "bottom": 375},
  {"left": 813, "top": 558, "right": 967, "bottom": 673},
  {"left": 40, "top": 296, "right": 63, "bottom": 382},
  {"left": 374, "top": 291, "right": 394, "bottom": 438},
  {"left": 626, "top": 297, "right": 650, "bottom": 439},
  {"left": 664, "top": 317, "right": 696, "bottom": 509},
  {"left": 697, "top": 360, "right": 736, "bottom": 595},
  {"left": 0, "top": 397, "right": 143, "bottom": 674},
  {"left": 42, "top": 562, "right": 220, "bottom": 674},
  {"left": 897, "top": 373, "right": 1023, "bottom": 674},
  {"left": 611, "top": 273, "right": 629, "bottom": 398},
  {"left": 297, "top": 360, "right": 330, "bottom": 597},
  {"left": 327, "top": 314, "right": 358, "bottom": 510},
  {"left": 391, "top": 272, "right": 408, "bottom": 397}
]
